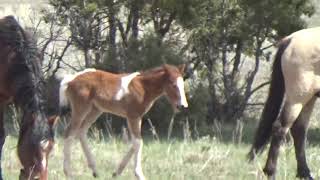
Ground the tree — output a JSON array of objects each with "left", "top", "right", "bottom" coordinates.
[
  {"left": 188, "top": 0, "right": 314, "bottom": 124},
  {"left": 41, "top": 0, "right": 315, "bottom": 138}
]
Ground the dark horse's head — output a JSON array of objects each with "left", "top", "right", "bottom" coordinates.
[{"left": 0, "top": 16, "right": 57, "bottom": 179}]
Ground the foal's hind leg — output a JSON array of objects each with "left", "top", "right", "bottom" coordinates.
[
  {"left": 290, "top": 97, "right": 316, "bottom": 179},
  {"left": 113, "top": 118, "right": 145, "bottom": 180},
  {"left": 63, "top": 104, "right": 91, "bottom": 178},
  {"left": 78, "top": 107, "right": 102, "bottom": 178},
  {"left": 263, "top": 98, "right": 309, "bottom": 179},
  {"left": 0, "top": 107, "right": 5, "bottom": 180}
]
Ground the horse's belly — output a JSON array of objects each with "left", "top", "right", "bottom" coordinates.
[
  {"left": 94, "top": 99, "right": 127, "bottom": 118},
  {"left": 283, "top": 66, "right": 315, "bottom": 99}
]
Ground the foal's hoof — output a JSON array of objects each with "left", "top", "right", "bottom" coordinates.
[
  {"left": 92, "top": 172, "right": 98, "bottom": 178},
  {"left": 267, "top": 175, "right": 276, "bottom": 180},
  {"left": 112, "top": 172, "right": 117, "bottom": 178}
]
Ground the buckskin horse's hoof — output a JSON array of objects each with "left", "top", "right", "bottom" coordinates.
[
  {"left": 301, "top": 176, "right": 314, "bottom": 180},
  {"left": 296, "top": 170, "right": 313, "bottom": 180}
]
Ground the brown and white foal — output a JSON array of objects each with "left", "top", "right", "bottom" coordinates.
[{"left": 59, "top": 64, "right": 188, "bottom": 179}]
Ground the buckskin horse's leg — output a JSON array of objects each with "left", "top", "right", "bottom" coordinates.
[
  {"left": 263, "top": 100, "right": 305, "bottom": 179},
  {"left": 290, "top": 97, "right": 316, "bottom": 180},
  {"left": 0, "top": 106, "right": 5, "bottom": 180}
]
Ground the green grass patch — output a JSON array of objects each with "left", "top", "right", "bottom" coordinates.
[{"left": 1, "top": 136, "right": 320, "bottom": 179}]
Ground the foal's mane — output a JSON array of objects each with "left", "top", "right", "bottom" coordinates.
[
  {"left": 139, "top": 65, "right": 166, "bottom": 79},
  {"left": 0, "top": 16, "right": 51, "bottom": 142}
]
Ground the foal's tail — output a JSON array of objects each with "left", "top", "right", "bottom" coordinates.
[
  {"left": 247, "top": 38, "right": 291, "bottom": 161},
  {"left": 59, "top": 74, "right": 73, "bottom": 114}
]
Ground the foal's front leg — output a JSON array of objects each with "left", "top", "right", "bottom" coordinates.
[{"left": 113, "top": 118, "right": 145, "bottom": 180}]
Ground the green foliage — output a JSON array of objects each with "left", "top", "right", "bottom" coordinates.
[
  {"left": 187, "top": 0, "right": 314, "bottom": 124},
  {"left": 42, "top": 0, "right": 316, "bottom": 137}
]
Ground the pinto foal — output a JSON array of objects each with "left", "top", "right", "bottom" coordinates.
[{"left": 59, "top": 64, "right": 188, "bottom": 179}]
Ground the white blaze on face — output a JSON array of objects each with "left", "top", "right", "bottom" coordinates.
[
  {"left": 115, "top": 72, "right": 140, "bottom": 100},
  {"left": 40, "top": 140, "right": 50, "bottom": 168},
  {"left": 176, "top": 76, "right": 188, "bottom": 108},
  {"left": 41, "top": 153, "right": 47, "bottom": 169}
]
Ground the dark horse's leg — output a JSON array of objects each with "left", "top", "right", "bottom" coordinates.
[
  {"left": 290, "top": 97, "right": 316, "bottom": 180},
  {"left": 0, "top": 107, "right": 6, "bottom": 180},
  {"left": 263, "top": 100, "right": 305, "bottom": 179}
]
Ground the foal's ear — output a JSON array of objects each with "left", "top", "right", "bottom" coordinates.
[
  {"left": 48, "top": 116, "right": 59, "bottom": 128},
  {"left": 178, "top": 64, "right": 186, "bottom": 75}
]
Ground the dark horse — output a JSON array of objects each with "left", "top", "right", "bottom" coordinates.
[
  {"left": 0, "top": 16, "right": 57, "bottom": 180},
  {"left": 248, "top": 27, "right": 320, "bottom": 180}
]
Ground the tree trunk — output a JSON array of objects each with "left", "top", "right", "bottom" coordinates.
[
  {"left": 131, "top": 0, "right": 140, "bottom": 39},
  {"left": 83, "top": 49, "right": 91, "bottom": 67}
]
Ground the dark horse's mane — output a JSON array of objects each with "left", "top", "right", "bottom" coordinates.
[{"left": 0, "top": 16, "right": 51, "bottom": 143}]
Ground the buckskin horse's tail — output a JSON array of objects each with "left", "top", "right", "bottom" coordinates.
[{"left": 247, "top": 38, "right": 291, "bottom": 161}]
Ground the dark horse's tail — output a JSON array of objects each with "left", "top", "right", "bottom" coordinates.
[{"left": 247, "top": 38, "right": 291, "bottom": 161}]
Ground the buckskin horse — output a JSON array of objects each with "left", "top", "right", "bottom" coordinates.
[
  {"left": 0, "top": 16, "right": 57, "bottom": 180},
  {"left": 248, "top": 27, "right": 320, "bottom": 180},
  {"left": 59, "top": 64, "right": 188, "bottom": 179}
]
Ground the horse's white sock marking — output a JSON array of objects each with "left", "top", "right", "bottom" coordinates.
[
  {"left": 59, "top": 68, "right": 96, "bottom": 107},
  {"left": 79, "top": 133, "right": 97, "bottom": 174},
  {"left": 176, "top": 77, "right": 188, "bottom": 108},
  {"left": 63, "top": 136, "right": 74, "bottom": 177},
  {"left": 115, "top": 72, "right": 140, "bottom": 100},
  {"left": 133, "top": 138, "right": 145, "bottom": 180}
]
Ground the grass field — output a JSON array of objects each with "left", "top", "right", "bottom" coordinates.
[{"left": 1, "top": 134, "right": 320, "bottom": 180}]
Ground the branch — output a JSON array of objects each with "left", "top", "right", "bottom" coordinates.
[
  {"left": 117, "top": 18, "right": 128, "bottom": 47},
  {"left": 51, "top": 38, "right": 72, "bottom": 76},
  {"left": 249, "top": 81, "right": 270, "bottom": 97},
  {"left": 261, "top": 43, "right": 275, "bottom": 51},
  {"left": 159, "top": 11, "right": 176, "bottom": 38}
]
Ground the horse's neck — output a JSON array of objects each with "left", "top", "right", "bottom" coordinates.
[
  {"left": 19, "top": 109, "right": 49, "bottom": 143},
  {"left": 140, "top": 71, "right": 166, "bottom": 101}
]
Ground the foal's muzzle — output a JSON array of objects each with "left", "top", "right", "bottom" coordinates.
[{"left": 176, "top": 104, "right": 188, "bottom": 112}]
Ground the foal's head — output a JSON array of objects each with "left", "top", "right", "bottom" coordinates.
[{"left": 162, "top": 64, "right": 189, "bottom": 111}]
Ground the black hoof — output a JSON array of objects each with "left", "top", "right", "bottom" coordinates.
[
  {"left": 247, "top": 149, "right": 256, "bottom": 162},
  {"left": 297, "top": 169, "right": 313, "bottom": 180},
  {"left": 297, "top": 175, "right": 313, "bottom": 180},
  {"left": 93, "top": 172, "right": 98, "bottom": 178}
]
